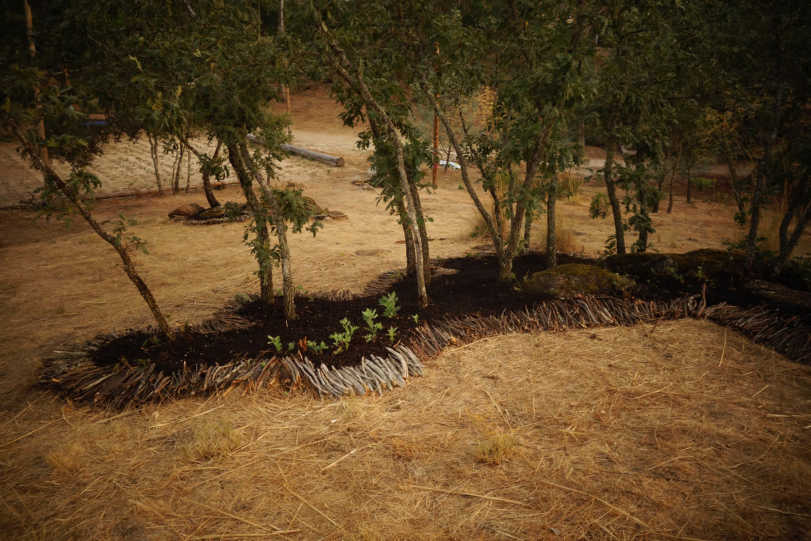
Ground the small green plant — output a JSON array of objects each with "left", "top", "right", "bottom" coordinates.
[
  {"left": 330, "top": 318, "right": 359, "bottom": 354},
  {"left": 268, "top": 335, "right": 283, "bottom": 353},
  {"left": 387, "top": 326, "right": 398, "bottom": 343},
  {"left": 306, "top": 339, "right": 329, "bottom": 354},
  {"left": 411, "top": 313, "right": 420, "bottom": 325},
  {"left": 287, "top": 341, "right": 296, "bottom": 352},
  {"left": 378, "top": 291, "right": 400, "bottom": 319},
  {"left": 362, "top": 308, "right": 383, "bottom": 342}
]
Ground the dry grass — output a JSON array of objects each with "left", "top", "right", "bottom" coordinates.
[
  {"left": 1, "top": 321, "right": 809, "bottom": 539},
  {"left": 1, "top": 86, "right": 810, "bottom": 540}
]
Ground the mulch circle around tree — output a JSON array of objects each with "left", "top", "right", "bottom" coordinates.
[{"left": 40, "top": 252, "right": 811, "bottom": 408}]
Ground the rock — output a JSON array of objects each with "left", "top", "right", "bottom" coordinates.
[
  {"left": 168, "top": 203, "right": 204, "bottom": 219},
  {"left": 195, "top": 206, "right": 226, "bottom": 220},
  {"left": 520, "top": 264, "right": 635, "bottom": 298}
]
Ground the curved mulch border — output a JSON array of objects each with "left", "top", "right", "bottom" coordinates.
[{"left": 39, "top": 293, "right": 810, "bottom": 409}]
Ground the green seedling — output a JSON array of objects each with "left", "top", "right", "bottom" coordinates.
[
  {"left": 362, "top": 308, "right": 383, "bottom": 343},
  {"left": 330, "top": 318, "right": 359, "bottom": 354},
  {"left": 411, "top": 313, "right": 420, "bottom": 325},
  {"left": 268, "top": 335, "right": 283, "bottom": 353},
  {"left": 306, "top": 339, "right": 329, "bottom": 354},
  {"left": 387, "top": 326, "right": 398, "bottom": 343},
  {"left": 378, "top": 291, "right": 400, "bottom": 319}
]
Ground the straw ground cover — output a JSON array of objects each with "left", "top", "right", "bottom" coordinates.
[
  {"left": 1, "top": 87, "right": 810, "bottom": 538},
  {"left": 1, "top": 321, "right": 809, "bottom": 539}
]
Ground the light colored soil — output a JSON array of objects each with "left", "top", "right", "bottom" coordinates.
[{"left": 0, "top": 87, "right": 809, "bottom": 540}]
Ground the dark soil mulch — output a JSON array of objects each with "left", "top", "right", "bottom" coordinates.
[
  {"left": 86, "top": 250, "right": 811, "bottom": 377},
  {"left": 90, "top": 253, "right": 583, "bottom": 374}
]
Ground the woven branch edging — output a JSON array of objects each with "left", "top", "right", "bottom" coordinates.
[
  {"left": 39, "top": 295, "right": 809, "bottom": 408},
  {"left": 703, "top": 303, "right": 811, "bottom": 364}
]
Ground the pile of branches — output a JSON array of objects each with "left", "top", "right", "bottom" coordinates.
[
  {"left": 705, "top": 303, "right": 811, "bottom": 364},
  {"left": 41, "top": 295, "right": 711, "bottom": 408}
]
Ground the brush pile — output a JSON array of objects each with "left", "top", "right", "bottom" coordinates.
[{"left": 42, "top": 295, "right": 711, "bottom": 408}]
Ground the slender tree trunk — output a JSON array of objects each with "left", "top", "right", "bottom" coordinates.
[
  {"left": 15, "top": 129, "right": 171, "bottom": 338},
  {"left": 227, "top": 142, "right": 274, "bottom": 305},
  {"left": 522, "top": 211, "right": 532, "bottom": 253},
  {"left": 318, "top": 17, "right": 428, "bottom": 307},
  {"left": 578, "top": 120, "right": 586, "bottom": 158},
  {"left": 408, "top": 174, "right": 431, "bottom": 287},
  {"left": 777, "top": 205, "right": 810, "bottom": 271},
  {"left": 202, "top": 141, "right": 222, "bottom": 208},
  {"left": 24, "top": 0, "right": 49, "bottom": 176},
  {"left": 546, "top": 181, "right": 558, "bottom": 268},
  {"left": 432, "top": 96, "right": 509, "bottom": 280},
  {"left": 368, "top": 115, "right": 418, "bottom": 277},
  {"left": 180, "top": 137, "right": 221, "bottom": 208},
  {"left": 745, "top": 168, "right": 765, "bottom": 267},
  {"left": 238, "top": 142, "right": 297, "bottom": 320},
  {"left": 685, "top": 162, "right": 692, "bottom": 204},
  {"left": 667, "top": 142, "right": 682, "bottom": 214},
  {"left": 653, "top": 166, "right": 664, "bottom": 213},
  {"left": 185, "top": 147, "right": 191, "bottom": 192},
  {"left": 432, "top": 110, "right": 439, "bottom": 189},
  {"left": 603, "top": 144, "right": 626, "bottom": 255},
  {"left": 147, "top": 133, "right": 163, "bottom": 194},
  {"left": 171, "top": 143, "right": 185, "bottom": 194}
]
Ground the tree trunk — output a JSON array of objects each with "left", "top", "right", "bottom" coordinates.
[
  {"left": 15, "top": 129, "right": 171, "bottom": 338},
  {"left": 24, "top": 0, "right": 49, "bottom": 177},
  {"left": 777, "top": 205, "right": 810, "bottom": 271},
  {"left": 400, "top": 205, "right": 416, "bottom": 275},
  {"left": 408, "top": 173, "right": 431, "bottom": 287},
  {"left": 603, "top": 144, "right": 626, "bottom": 255},
  {"left": 185, "top": 147, "right": 192, "bottom": 192},
  {"left": 745, "top": 168, "right": 765, "bottom": 267},
  {"left": 179, "top": 137, "right": 221, "bottom": 208},
  {"left": 239, "top": 142, "right": 297, "bottom": 320},
  {"left": 202, "top": 141, "right": 222, "bottom": 208},
  {"left": 522, "top": 211, "right": 532, "bottom": 253},
  {"left": 171, "top": 142, "right": 185, "bottom": 194},
  {"left": 227, "top": 142, "right": 274, "bottom": 305},
  {"left": 546, "top": 181, "right": 558, "bottom": 268},
  {"left": 147, "top": 133, "right": 163, "bottom": 194},
  {"left": 318, "top": 17, "right": 428, "bottom": 307},
  {"left": 432, "top": 109, "right": 439, "bottom": 188},
  {"left": 685, "top": 162, "right": 692, "bottom": 204}
]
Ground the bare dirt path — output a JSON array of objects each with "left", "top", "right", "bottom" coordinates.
[{"left": 0, "top": 87, "right": 809, "bottom": 540}]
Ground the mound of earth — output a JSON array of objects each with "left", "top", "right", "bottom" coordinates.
[{"left": 520, "top": 263, "right": 634, "bottom": 298}]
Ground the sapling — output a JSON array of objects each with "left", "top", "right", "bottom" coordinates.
[
  {"left": 268, "top": 335, "right": 283, "bottom": 353},
  {"left": 306, "top": 339, "right": 329, "bottom": 354},
  {"left": 387, "top": 326, "right": 398, "bottom": 343},
  {"left": 330, "top": 318, "right": 359, "bottom": 354},
  {"left": 362, "top": 308, "right": 383, "bottom": 342},
  {"left": 378, "top": 291, "right": 400, "bottom": 319},
  {"left": 411, "top": 314, "right": 420, "bottom": 325}
]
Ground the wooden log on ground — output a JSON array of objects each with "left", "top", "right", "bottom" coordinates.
[
  {"left": 280, "top": 144, "right": 344, "bottom": 167},
  {"left": 247, "top": 134, "right": 344, "bottom": 167}
]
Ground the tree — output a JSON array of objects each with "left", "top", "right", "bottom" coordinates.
[
  {"left": 1, "top": 1, "right": 172, "bottom": 337},
  {"left": 421, "top": 1, "right": 590, "bottom": 277},
  {"left": 702, "top": 0, "right": 811, "bottom": 269},
  {"left": 312, "top": 2, "right": 431, "bottom": 306},
  {"left": 586, "top": 0, "right": 703, "bottom": 255}
]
